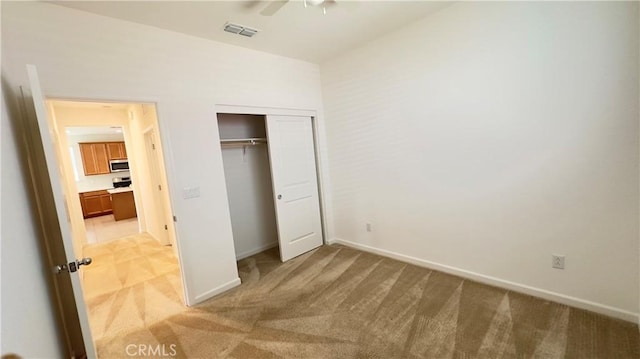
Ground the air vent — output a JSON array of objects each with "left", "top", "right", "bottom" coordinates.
[
  {"left": 239, "top": 28, "right": 258, "bottom": 37},
  {"left": 223, "top": 23, "right": 243, "bottom": 34},
  {"left": 224, "top": 22, "right": 259, "bottom": 38}
]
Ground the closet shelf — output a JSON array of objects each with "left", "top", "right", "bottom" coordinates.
[{"left": 220, "top": 138, "right": 267, "bottom": 147}]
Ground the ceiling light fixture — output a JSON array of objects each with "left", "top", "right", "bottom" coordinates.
[
  {"left": 303, "top": 0, "right": 327, "bottom": 14},
  {"left": 306, "top": 0, "right": 325, "bottom": 6}
]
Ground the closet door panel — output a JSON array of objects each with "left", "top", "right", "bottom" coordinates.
[{"left": 266, "top": 115, "right": 323, "bottom": 262}]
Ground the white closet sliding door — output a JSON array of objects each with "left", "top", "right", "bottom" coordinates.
[{"left": 266, "top": 115, "right": 323, "bottom": 261}]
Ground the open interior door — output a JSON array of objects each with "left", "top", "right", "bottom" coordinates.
[
  {"left": 24, "top": 64, "right": 95, "bottom": 358},
  {"left": 266, "top": 115, "right": 323, "bottom": 261}
]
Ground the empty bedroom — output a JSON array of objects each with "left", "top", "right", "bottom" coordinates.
[{"left": 1, "top": 1, "right": 639, "bottom": 358}]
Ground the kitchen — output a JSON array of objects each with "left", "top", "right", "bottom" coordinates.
[
  {"left": 45, "top": 100, "right": 178, "bottom": 257},
  {"left": 69, "top": 126, "right": 139, "bottom": 243}
]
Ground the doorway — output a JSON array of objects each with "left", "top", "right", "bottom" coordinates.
[
  {"left": 45, "top": 99, "right": 186, "bottom": 351},
  {"left": 65, "top": 125, "right": 139, "bottom": 245}
]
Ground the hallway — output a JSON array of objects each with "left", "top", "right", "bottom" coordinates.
[
  {"left": 84, "top": 215, "right": 139, "bottom": 245},
  {"left": 81, "top": 234, "right": 183, "bottom": 343}
]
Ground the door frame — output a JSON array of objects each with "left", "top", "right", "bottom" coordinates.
[
  {"left": 213, "top": 104, "right": 332, "bottom": 248},
  {"left": 38, "top": 93, "right": 189, "bottom": 346},
  {"left": 142, "top": 126, "right": 172, "bottom": 247}
]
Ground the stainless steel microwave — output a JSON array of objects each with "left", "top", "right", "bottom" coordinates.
[{"left": 109, "top": 159, "right": 129, "bottom": 173}]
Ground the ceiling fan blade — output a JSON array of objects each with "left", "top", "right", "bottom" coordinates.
[
  {"left": 242, "top": 1, "right": 264, "bottom": 10},
  {"left": 260, "top": 0, "right": 289, "bottom": 16}
]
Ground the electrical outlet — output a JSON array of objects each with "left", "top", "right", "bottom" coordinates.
[
  {"left": 366, "top": 223, "right": 372, "bottom": 232},
  {"left": 552, "top": 254, "right": 565, "bottom": 269}
]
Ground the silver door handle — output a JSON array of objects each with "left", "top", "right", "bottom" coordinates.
[
  {"left": 77, "top": 257, "right": 92, "bottom": 266},
  {"left": 54, "top": 257, "right": 92, "bottom": 274}
]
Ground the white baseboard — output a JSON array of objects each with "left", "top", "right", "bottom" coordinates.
[
  {"left": 190, "top": 277, "right": 241, "bottom": 306},
  {"left": 329, "top": 237, "right": 638, "bottom": 323},
  {"left": 235, "top": 242, "right": 278, "bottom": 260}
]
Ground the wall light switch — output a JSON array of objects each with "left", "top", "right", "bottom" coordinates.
[{"left": 182, "top": 186, "right": 200, "bottom": 199}]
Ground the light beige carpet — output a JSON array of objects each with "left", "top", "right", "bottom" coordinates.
[
  {"left": 82, "top": 234, "right": 184, "bottom": 342},
  {"left": 89, "top": 241, "right": 639, "bottom": 358}
]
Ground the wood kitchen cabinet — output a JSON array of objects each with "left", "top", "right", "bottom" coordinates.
[
  {"left": 107, "top": 142, "right": 127, "bottom": 160},
  {"left": 111, "top": 190, "right": 137, "bottom": 221},
  {"left": 79, "top": 190, "right": 112, "bottom": 218},
  {"left": 79, "top": 141, "right": 127, "bottom": 176},
  {"left": 79, "top": 143, "right": 110, "bottom": 176}
]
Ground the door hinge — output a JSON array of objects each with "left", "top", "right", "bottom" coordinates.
[
  {"left": 173, "top": 215, "right": 177, "bottom": 222},
  {"left": 164, "top": 224, "right": 168, "bottom": 230},
  {"left": 152, "top": 143, "right": 156, "bottom": 150},
  {"left": 158, "top": 184, "right": 162, "bottom": 190}
]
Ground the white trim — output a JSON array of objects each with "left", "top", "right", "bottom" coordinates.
[
  {"left": 192, "top": 277, "right": 242, "bottom": 305},
  {"left": 46, "top": 95, "right": 161, "bottom": 105},
  {"left": 236, "top": 242, "right": 278, "bottom": 260},
  {"left": 215, "top": 104, "right": 316, "bottom": 117},
  {"left": 311, "top": 115, "right": 330, "bottom": 246},
  {"left": 150, "top": 102, "right": 188, "bottom": 305},
  {"left": 329, "top": 237, "right": 639, "bottom": 323}
]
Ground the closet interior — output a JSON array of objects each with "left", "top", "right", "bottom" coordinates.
[{"left": 218, "top": 113, "right": 279, "bottom": 260}]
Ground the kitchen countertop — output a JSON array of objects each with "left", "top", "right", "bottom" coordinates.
[{"left": 107, "top": 187, "right": 134, "bottom": 194}]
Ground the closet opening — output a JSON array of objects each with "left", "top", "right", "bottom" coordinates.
[
  {"left": 218, "top": 113, "right": 280, "bottom": 260},
  {"left": 218, "top": 109, "right": 325, "bottom": 266}
]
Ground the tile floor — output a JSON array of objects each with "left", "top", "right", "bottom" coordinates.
[{"left": 85, "top": 215, "right": 139, "bottom": 245}]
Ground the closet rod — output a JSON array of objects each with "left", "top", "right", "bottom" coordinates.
[{"left": 220, "top": 137, "right": 267, "bottom": 147}]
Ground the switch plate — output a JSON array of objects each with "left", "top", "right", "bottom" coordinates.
[
  {"left": 182, "top": 186, "right": 200, "bottom": 199},
  {"left": 552, "top": 254, "right": 565, "bottom": 269}
]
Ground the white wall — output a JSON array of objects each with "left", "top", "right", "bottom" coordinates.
[
  {"left": 128, "top": 103, "right": 176, "bottom": 248},
  {"left": 218, "top": 114, "right": 278, "bottom": 259},
  {"left": 321, "top": 2, "right": 639, "bottom": 320},
  {"left": 1, "top": 76, "right": 63, "bottom": 357},
  {"left": 141, "top": 105, "right": 178, "bottom": 251},
  {"left": 1, "top": 0, "right": 325, "bottom": 318}
]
